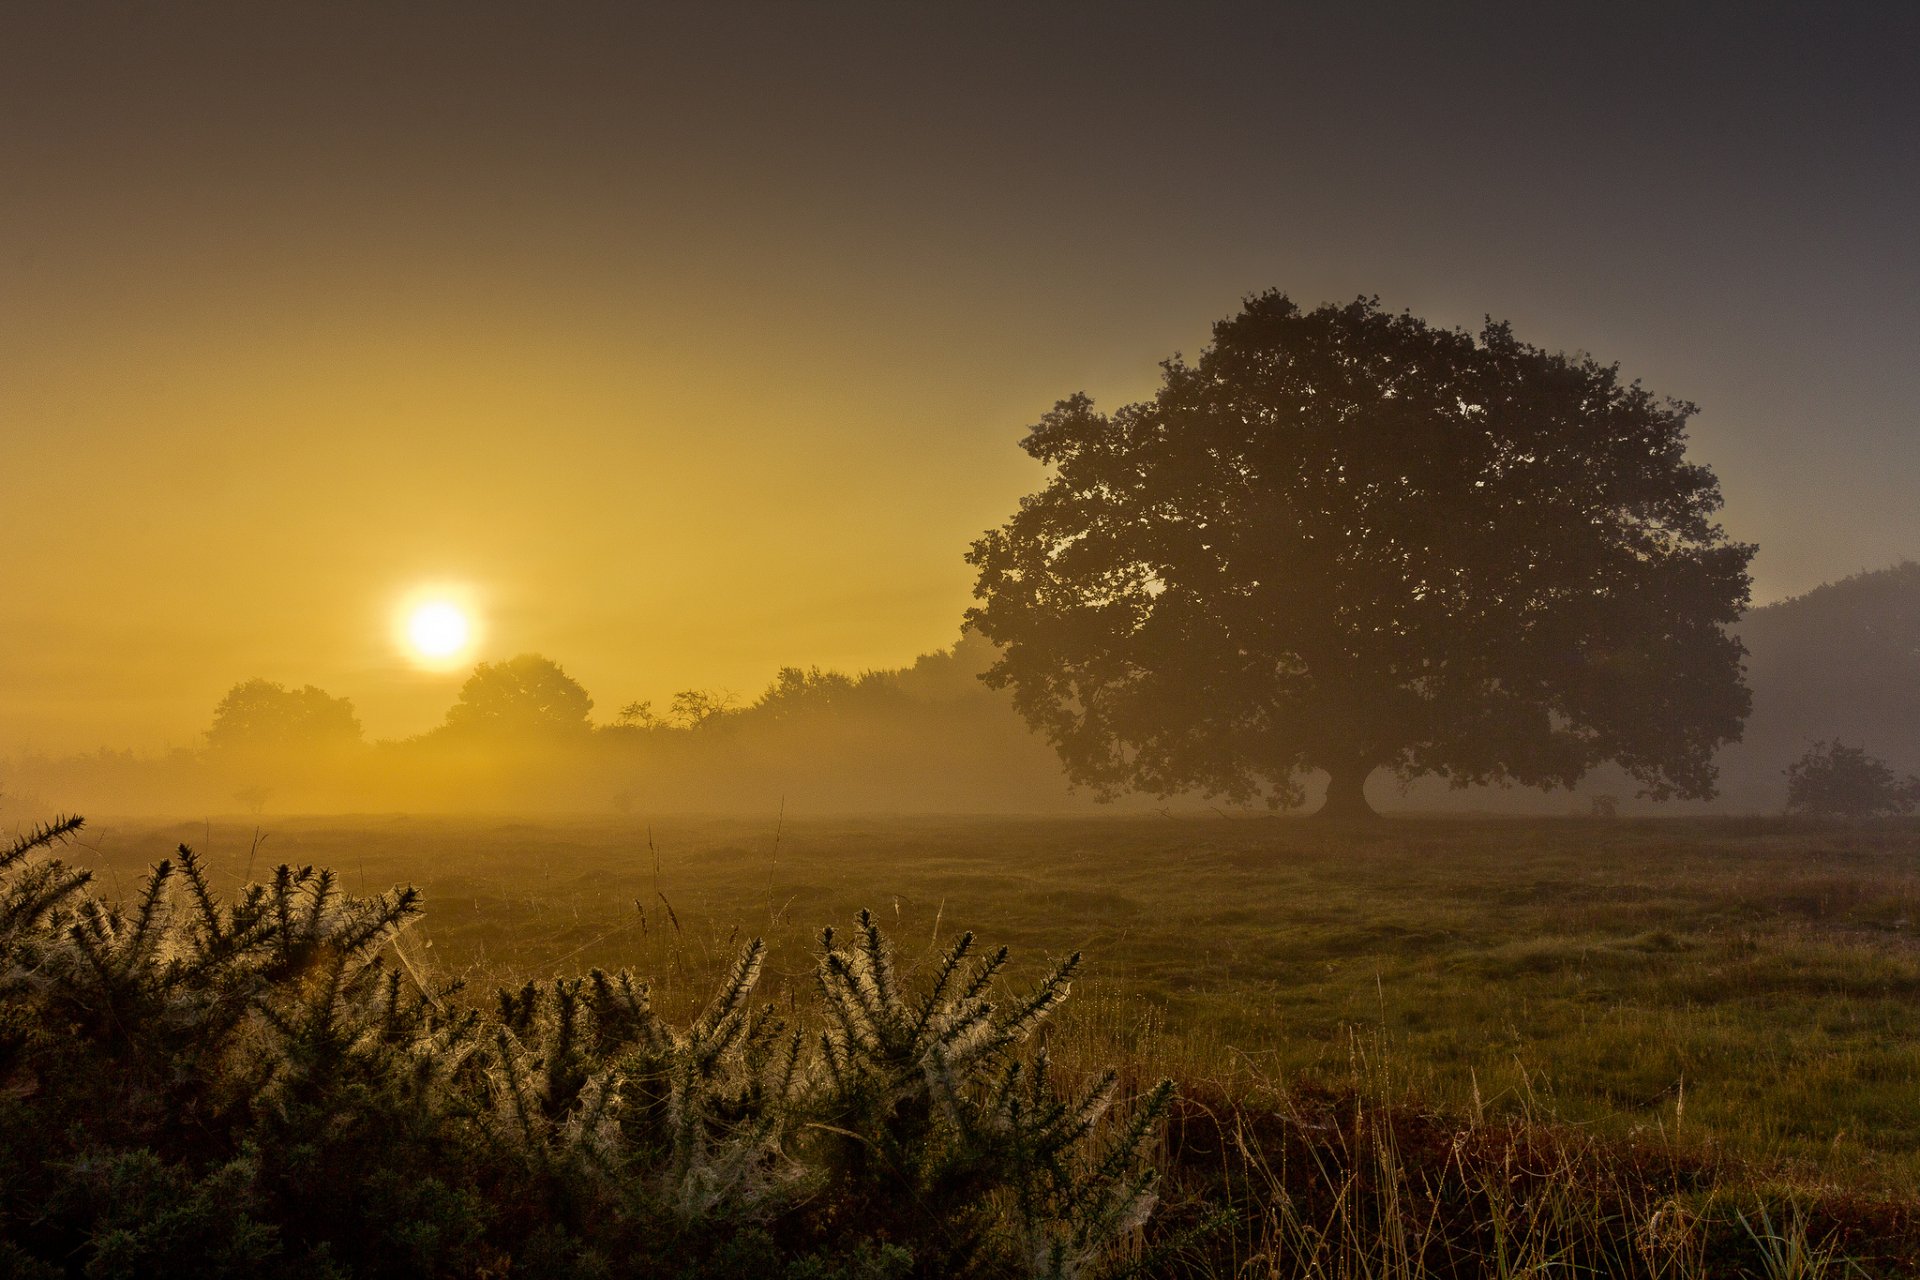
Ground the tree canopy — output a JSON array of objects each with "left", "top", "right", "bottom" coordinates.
[
  {"left": 444, "top": 654, "right": 594, "bottom": 737},
  {"left": 206, "top": 679, "right": 363, "bottom": 753},
  {"left": 966, "top": 293, "right": 1755, "bottom": 817}
]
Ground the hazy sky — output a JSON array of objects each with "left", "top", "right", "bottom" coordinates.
[{"left": 4, "top": 2, "right": 1916, "bottom": 751}]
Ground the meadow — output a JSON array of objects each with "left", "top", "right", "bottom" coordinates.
[{"left": 61, "top": 811, "right": 1920, "bottom": 1275}]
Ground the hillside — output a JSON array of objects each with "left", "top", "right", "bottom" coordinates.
[{"left": 1714, "top": 562, "right": 1920, "bottom": 810}]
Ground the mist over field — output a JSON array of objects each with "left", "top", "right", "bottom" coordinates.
[{"left": 7, "top": 564, "right": 1917, "bottom": 821}]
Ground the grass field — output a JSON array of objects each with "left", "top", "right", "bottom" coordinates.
[
  {"left": 43, "top": 810, "right": 1920, "bottom": 1275},
  {"left": 66, "top": 811, "right": 1920, "bottom": 1194}
]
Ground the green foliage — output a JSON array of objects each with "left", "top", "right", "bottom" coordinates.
[
  {"left": 0, "top": 815, "right": 1170, "bottom": 1278},
  {"left": 1784, "top": 740, "right": 1920, "bottom": 819}
]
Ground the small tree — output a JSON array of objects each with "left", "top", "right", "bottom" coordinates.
[
  {"left": 444, "top": 654, "right": 593, "bottom": 737},
  {"left": 968, "top": 293, "right": 1754, "bottom": 818},
  {"left": 667, "top": 688, "right": 736, "bottom": 728},
  {"left": 206, "top": 679, "right": 363, "bottom": 753},
  {"left": 614, "top": 699, "right": 658, "bottom": 729},
  {"left": 1784, "top": 740, "right": 1919, "bottom": 819}
]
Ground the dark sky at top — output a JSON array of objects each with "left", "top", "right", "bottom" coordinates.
[{"left": 2, "top": 2, "right": 1916, "bottom": 747}]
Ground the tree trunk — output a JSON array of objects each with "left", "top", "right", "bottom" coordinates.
[{"left": 1317, "top": 762, "right": 1379, "bottom": 820}]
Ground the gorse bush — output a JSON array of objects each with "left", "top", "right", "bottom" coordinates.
[
  {"left": 809, "top": 913, "right": 1172, "bottom": 1277},
  {"left": 0, "top": 816, "right": 1175, "bottom": 1279}
]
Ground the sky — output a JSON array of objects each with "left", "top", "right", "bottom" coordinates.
[{"left": 3, "top": 2, "right": 1917, "bottom": 752}]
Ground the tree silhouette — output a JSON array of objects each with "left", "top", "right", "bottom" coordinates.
[
  {"left": 445, "top": 654, "right": 593, "bottom": 737},
  {"left": 967, "top": 293, "right": 1754, "bottom": 818},
  {"left": 206, "top": 679, "right": 363, "bottom": 752},
  {"left": 614, "top": 700, "right": 658, "bottom": 729},
  {"left": 1784, "top": 740, "right": 1919, "bottom": 819},
  {"left": 667, "top": 688, "right": 736, "bottom": 728}
]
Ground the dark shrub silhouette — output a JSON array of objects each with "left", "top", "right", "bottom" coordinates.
[{"left": 1784, "top": 740, "right": 1920, "bottom": 818}]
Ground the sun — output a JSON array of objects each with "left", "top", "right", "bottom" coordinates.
[
  {"left": 405, "top": 600, "right": 472, "bottom": 663},
  {"left": 393, "top": 584, "right": 483, "bottom": 669}
]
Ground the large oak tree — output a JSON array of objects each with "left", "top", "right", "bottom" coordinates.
[{"left": 966, "top": 294, "right": 1754, "bottom": 817}]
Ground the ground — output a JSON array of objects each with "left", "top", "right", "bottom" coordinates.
[{"left": 65, "top": 811, "right": 1920, "bottom": 1196}]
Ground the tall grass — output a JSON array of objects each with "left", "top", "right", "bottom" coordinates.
[{"left": 1053, "top": 962, "right": 1899, "bottom": 1276}]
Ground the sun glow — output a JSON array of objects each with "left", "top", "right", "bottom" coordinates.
[{"left": 398, "top": 594, "right": 478, "bottom": 667}]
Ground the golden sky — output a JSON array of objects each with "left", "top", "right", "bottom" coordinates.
[{"left": 4, "top": 5, "right": 1917, "bottom": 752}]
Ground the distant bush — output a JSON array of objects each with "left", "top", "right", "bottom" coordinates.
[
  {"left": 0, "top": 816, "right": 1175, "bottom": 1279},
  {"left": 1784, "top": 740, "right": 1920, "bottom": 819},
  {"left": 444, "top": 653, "right": 595, "bottom": 738},
  {"left": 207, "top": 678, "right": 364, "bottom": 752}
]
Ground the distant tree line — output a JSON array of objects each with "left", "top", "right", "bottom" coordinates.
[
  {"left": 203, "top": 633, "right": 1011, "bottom": 754},
  {"left": 67, "top": 556, "right": 1920, "bottom": 821},
  {"left": 151, "top": 631, "right": 1078, "bottom": 815}
]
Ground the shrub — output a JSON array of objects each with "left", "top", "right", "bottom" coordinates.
[
  {"left": 0, "top": 815, "right": 1173, "bottom": 1279},
  {"left": 1783, "top": 740, "right": 1920, "bottom": 819}
]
